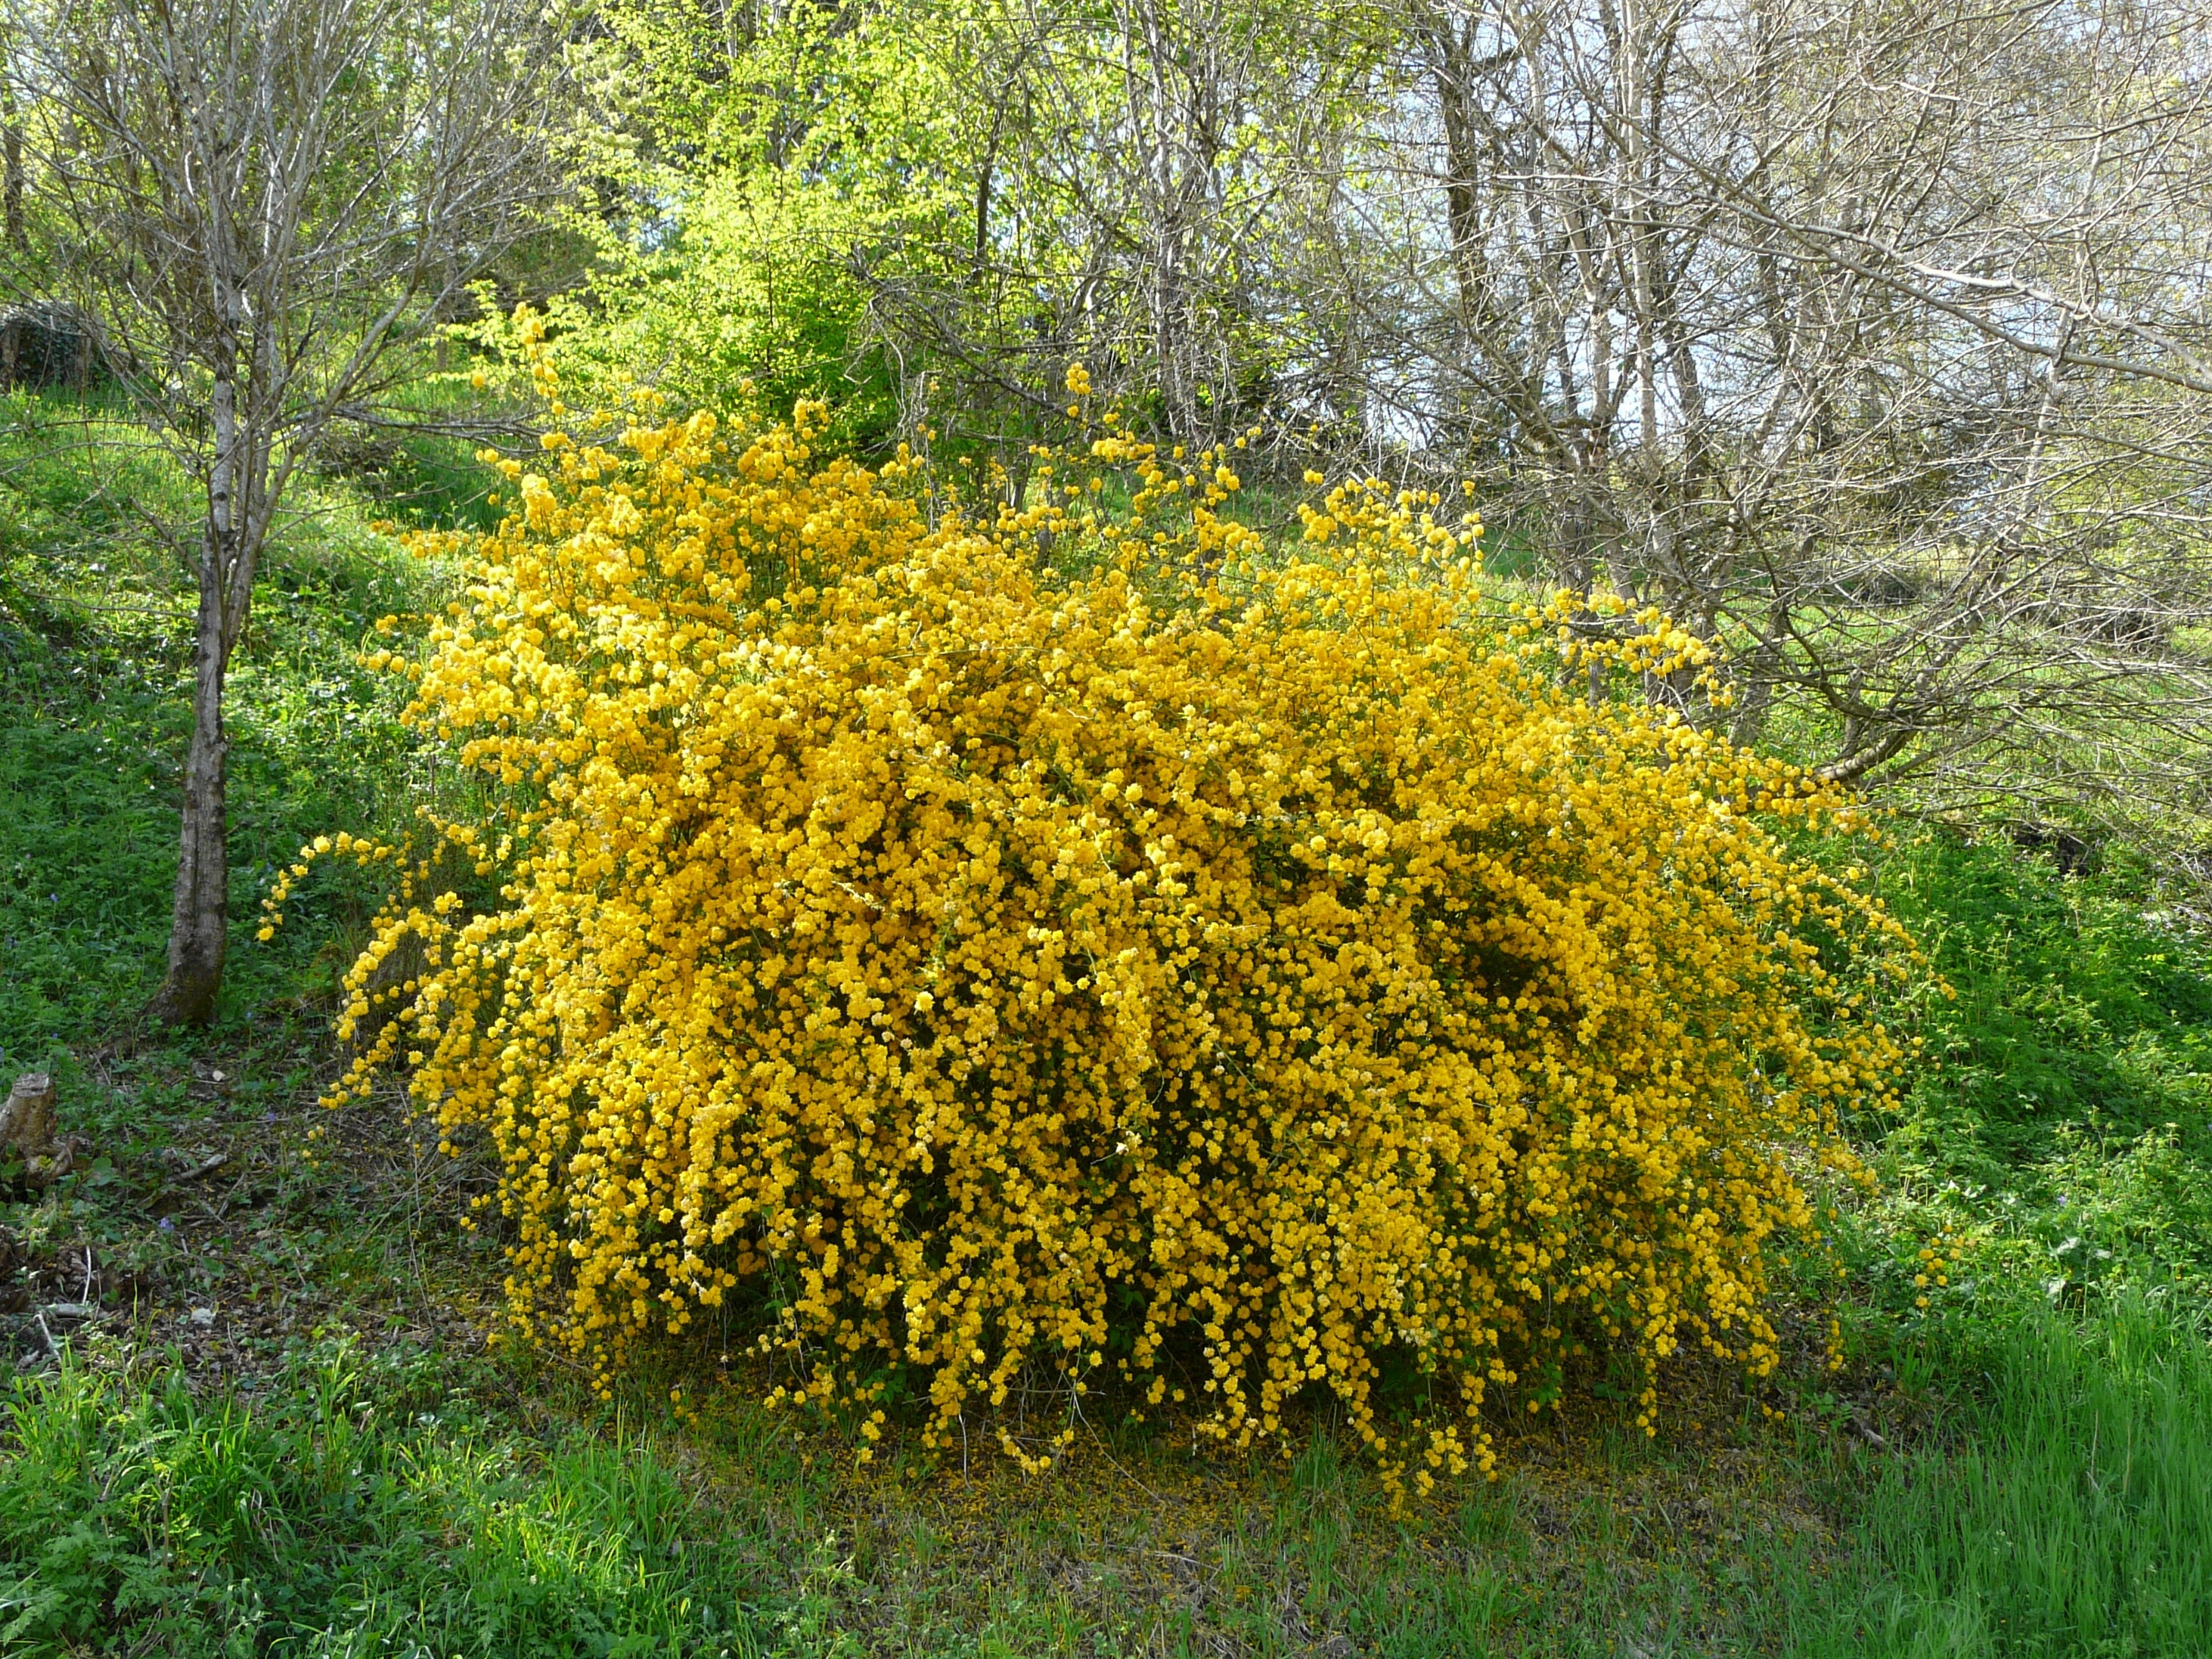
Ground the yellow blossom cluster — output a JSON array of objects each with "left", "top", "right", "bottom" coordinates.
[
  {"left": 299, "top": 373, "right": 1909, "bottom": 1493},
  {"left": 1913, "top": 1232, "right": 1962, "bottom": 1309}
]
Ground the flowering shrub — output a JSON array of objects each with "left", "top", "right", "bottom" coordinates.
[{"left": 286, "top": 368, "right": 1907, "bottom": 1493}]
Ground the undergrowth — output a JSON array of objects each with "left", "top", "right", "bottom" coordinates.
[{"left": 0, "top": 1344, "right": 771, "bottom": 1657}]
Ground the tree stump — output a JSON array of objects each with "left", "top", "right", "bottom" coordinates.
[{"left": 1, "top": 1072, "right": 73, "bottom": 1182}]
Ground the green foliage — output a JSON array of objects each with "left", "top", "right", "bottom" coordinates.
[
  {"left": 1860, "top": 830, "right": 2212, "bottom": 1305},
  {"left": 313, "top": 367, "right": 510, "bottom": 535},
  {"left": 0, "top": 1346, "right": 769, "bottom": 1657},
  {"left": 498, "top": 0, "right": 983, "bottom": 457},
  {"left": 507, "top": 175, "right": 911, "bottom": 454},
  {"left": 566, "top": 0, "right": 1391, "bottom": 467}
]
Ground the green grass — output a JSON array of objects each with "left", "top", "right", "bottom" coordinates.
[
  {"left": 312, "top": 362, "right": 517, "bottom": 537},
  {"left": 3, "top": 387, "right": 2211, "bottom": 1656},
  {"left": 1840, "top": 828, "right": 2212, "bottom": 1326},
  {"left": 5, "top": 1296, "right": 2201, "bottom": 1656},
  {"left": 1837, "top": 1299, "right": 2212, "bottom": 1656},
  {"left": 0, "top": 395, "right": 437, "bottom": 1059},
  {"left": 1743, "top": 826, "right": 2212, "bottom": 1657},
  {"left": 0, "top": 1344, "right": 780, "bottom": 1657}
]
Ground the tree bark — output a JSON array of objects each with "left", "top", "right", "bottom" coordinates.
[
  {"left": 150, "top": 367, "right": 256, "bottom": 1025},
  {"left": 3, "top": 124, "right": 20, "bottom": 252},
  {"left": 2, "top": 74, "right": 26, "bottom": 388},
  {"left": 150, "top": 562, "right": 237, "bottom": 1023},
  {"left": 2, "top": 60, "right": 22, "bottom": 257}
]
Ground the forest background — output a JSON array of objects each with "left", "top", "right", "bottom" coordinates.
[{"left": 2, "top": 1, "right": 2212, "bottom": 1654}]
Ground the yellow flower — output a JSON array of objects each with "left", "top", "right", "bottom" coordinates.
[{"left": 324, "top": 397, "right": 1910, "bottom": 1490}]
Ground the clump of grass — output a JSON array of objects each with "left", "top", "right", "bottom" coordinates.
[
  {"left": 1770, "top": 1295, "right": 2212, "bottom": 1659},
  {"left": 1758, "top": 824, "right": 2212, "bottom": 1657},
  {"left": 1833, "top": 828, "right": 2212, "bottom": 1343},
  {"left": 0, "top": 1343, "right": 774, "bottom": 1657}
]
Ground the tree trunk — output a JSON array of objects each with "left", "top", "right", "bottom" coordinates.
[
  {"left": 2, "top": 76, "right": 23, "bottom": 390},
  {"left": 151, "top": 367, "right": 256, "bottom": 1026},
  {"left": 2, "top": 61, "right": 22, "bottom": 258},
  {"left": 148, "top": 537, "right": 240, "bottom": 1025},
  {"left": 3, "top": 119, "right": 20, "bottom": 252}
]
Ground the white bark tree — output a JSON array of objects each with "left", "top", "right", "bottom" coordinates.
[{"left": 10, "top": 0, "right": 574, "bottom": 1022}]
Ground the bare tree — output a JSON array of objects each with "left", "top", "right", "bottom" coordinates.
[
  {"left": 886, "top": 0, "right": 2212, "bottom": 831},
  {"left": 10, "top": 0, "right": 573, "bottom": 1022},
  {"left": 1357, "top": 0, "right": 2212, "bottom": 830},
  {"left": 845, "top": 0, "right": 1386, "bottom": 459}
]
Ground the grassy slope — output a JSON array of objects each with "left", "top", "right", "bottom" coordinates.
[{"left": 1, "top": 393, "right": 2209, "bottom": 1657}]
